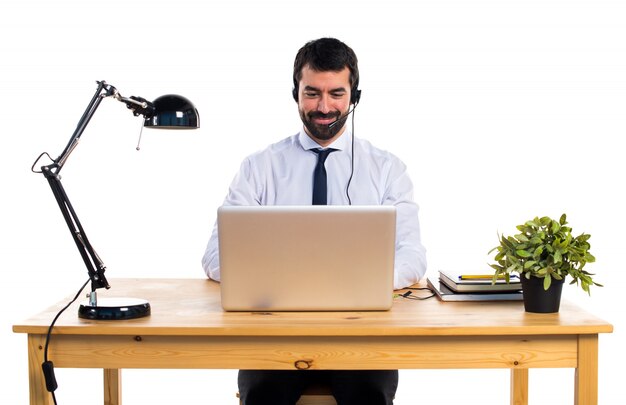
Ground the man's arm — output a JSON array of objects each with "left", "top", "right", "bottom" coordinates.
[
  {"left": 384, "top": 159, "right": 427, "bottom": 289},
  {"left": 201, "top": 158, "right": 260, "bottom": 281}
]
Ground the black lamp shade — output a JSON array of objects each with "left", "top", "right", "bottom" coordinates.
[{"left": 144, "top": 94, "right": 200, "bottom": 129}]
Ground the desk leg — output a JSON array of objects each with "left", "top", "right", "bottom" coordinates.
[
  {"left": 27, "top": 335, "right": 53, "bottom": 405},
  {"left": 575, "top": 334, "right": 598, "bottom": 405},
  {"left": 510, "top": 368, "right": 528, "bottom": 405},
  {"left": 104, "top": 369, "right": 122, "bottom": 405}
]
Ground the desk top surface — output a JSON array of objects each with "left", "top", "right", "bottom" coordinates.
[{"left": 13, "top": 278, "right": 613, "bottom": 337}]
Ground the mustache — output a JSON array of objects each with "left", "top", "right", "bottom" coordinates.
[{"left": 307, "top": 111, "right": 341, "bottom": 120}]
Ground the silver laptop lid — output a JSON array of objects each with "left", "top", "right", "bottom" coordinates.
[{"left": 218, "top": 205, "right": 396, "bottom": 311}]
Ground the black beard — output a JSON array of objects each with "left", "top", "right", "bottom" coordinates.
[{"left": 299, "top": 109, "right": 348, "bottom": 142}]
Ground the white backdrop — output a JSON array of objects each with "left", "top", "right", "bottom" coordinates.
[{"left": 1, "top": 0, "right": 624, "bottom": 404}]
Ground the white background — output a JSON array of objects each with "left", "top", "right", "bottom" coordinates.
[{"left": 1, "top": 0, "right": 624, "bottom": 403}]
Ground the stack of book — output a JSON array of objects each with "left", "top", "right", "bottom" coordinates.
[{"left": 427, "top": 270, "right": 523, "bottom": 301}]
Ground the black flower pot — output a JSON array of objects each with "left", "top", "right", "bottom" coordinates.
[{"left": 520, "top": 275, "right": 565, "bottom": 313}]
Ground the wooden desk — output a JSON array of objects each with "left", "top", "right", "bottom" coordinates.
[{"left": 13, "top": 278, "right": 613, "bottom": 405}]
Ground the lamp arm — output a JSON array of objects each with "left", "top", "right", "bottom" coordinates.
[
  {"left": 54, "top": 81, "right": 114, "bottom": 173},
  {"left": 41, "top": 165, "right": 110, "bottom": 293}
]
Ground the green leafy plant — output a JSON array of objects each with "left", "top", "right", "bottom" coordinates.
[{"left": 489, "top": 214, "right": 601, "bottom": 294}]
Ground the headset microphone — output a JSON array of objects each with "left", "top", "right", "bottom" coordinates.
[{"left": 328, "top": 104, "right": 358, "bottom": 129}]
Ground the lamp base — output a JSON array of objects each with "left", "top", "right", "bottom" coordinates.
[{"left": 78, "top": 297, "right": 151, "bottom": 320}]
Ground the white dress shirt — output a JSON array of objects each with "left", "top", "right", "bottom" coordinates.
[{"left": 202, "top": 128, "right": 427, "bottom": 289}]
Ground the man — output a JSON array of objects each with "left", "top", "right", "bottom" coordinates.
[{"left": 202, "top": 37, "right": 427, "bottom": 405}]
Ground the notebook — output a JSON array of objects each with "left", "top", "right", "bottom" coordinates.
[
  {"left": 439, "top": 270, "right": 521, "bottom": 293},
  {"left": 217, "top": 205, "right": 396, "bottom": 311}
]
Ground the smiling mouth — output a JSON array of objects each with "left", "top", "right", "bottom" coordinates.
[
  {"left": 313, "top": 117, "right": 336, "bottom": 125},
  {"left": 309, "top": 113, "right": 340, "bottom": 126}
]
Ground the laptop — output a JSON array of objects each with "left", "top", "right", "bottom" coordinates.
[{"left": 218, "top": 205, "right": 396, "bottom": 311}]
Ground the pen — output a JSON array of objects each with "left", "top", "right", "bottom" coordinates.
[
  {"left": 459, "top": 275, "right": 495, "bottom": 280},
  {"left": 459, "top": 274, "right": 518, "bottom": 280}
]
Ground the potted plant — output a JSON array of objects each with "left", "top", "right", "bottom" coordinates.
[{"left": 489, "top": 214, "right": 600, "bottom": 313}]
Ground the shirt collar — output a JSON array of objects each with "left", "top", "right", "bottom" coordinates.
[{"left": 298, "top": 126, "right": 352, "bottom": 151}]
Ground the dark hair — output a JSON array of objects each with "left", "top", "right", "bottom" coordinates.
[{"left": 292, "top": 37, "right": 360, "bottom": 103}]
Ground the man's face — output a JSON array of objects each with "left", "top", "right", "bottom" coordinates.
[{"left": 297, "top": 65, "right": 352, "bottom": 146}]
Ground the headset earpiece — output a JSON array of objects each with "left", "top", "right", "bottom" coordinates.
[{"left": 351, "top": 89, "right": 361, "bottom": 105}]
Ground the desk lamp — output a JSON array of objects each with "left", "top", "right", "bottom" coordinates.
[{"left": 32, "top": 80, "right": 200, "bottom": 320}]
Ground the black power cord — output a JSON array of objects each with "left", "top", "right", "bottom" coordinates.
[
  {"left": 397, "top": 287, "right": 436, "bottom": 301},
  {"left": 42, "top": 278, "right": 90, "bottom": 404}
]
